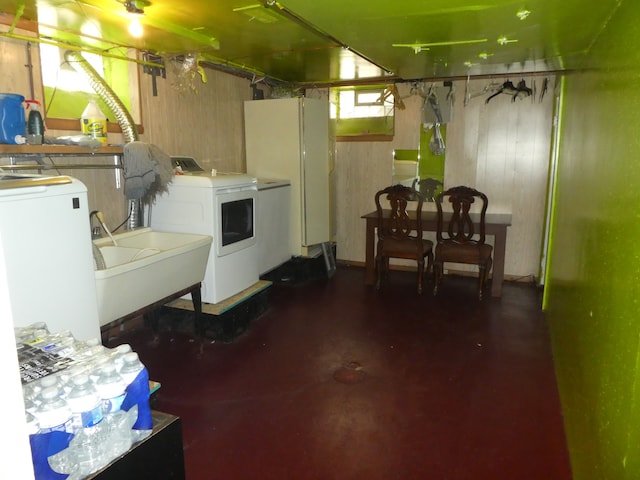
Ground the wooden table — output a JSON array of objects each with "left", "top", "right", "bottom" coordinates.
[{"left": 361, "top": 210, "right": 512, "bottom": 297}]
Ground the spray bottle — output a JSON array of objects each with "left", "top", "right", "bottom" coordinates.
[{"left": 25, "top": 99, "right": 45, "bottom": 145}]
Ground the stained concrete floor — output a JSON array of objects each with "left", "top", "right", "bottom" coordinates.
[{"left": 106, "top": 265, "right": 572, "bottom": 480}]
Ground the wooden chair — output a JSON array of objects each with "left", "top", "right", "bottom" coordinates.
[
  {"left": 374, "top": 184, "right": 434, "bottom": 294},
  {"left": 433, "top": 185, "right": 493, "bottom": 300}
]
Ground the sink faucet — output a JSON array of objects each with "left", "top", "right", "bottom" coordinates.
[
  {"left": 90, "top": 210, "right": 118, "bottom": 246},
  {"left": 89, "top": 210, "right": 102, "bottom": 239}
]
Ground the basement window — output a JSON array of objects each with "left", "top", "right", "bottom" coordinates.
[
  {"left": 41, "top": 43, "right": 141, "bottom": 131},
  {"left": 330, "top": 86, "right": 394, "bottom": 141}
]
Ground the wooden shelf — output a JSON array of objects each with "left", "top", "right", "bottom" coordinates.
[{"left": 0, "top": 144, "right": 123, "bottom": 156}]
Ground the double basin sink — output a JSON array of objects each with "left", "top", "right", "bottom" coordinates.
[{"left": 92, "top": 227, "right": 212, "bottom": 327}]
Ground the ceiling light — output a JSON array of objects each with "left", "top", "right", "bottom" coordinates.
[
  {"left": 478, "top": 52, "right": 493, "bottom": 60},
  {"left": 516, "top": 9, "right": 531, "bottom": 20},
  {"left": 128, "top": 17, "right": 143, "bottom": 37}
]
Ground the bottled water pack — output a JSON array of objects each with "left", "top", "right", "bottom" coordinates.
[{"left": 16, "top": 325, "right": 154, "bottom": 478}]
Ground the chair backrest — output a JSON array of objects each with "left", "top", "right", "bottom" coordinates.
[
  {"left": 435, "top": 185, "right": 488, "bottom": 245},
  {"left": 375, "top": 184, "right": 423, "bottom": 242}
]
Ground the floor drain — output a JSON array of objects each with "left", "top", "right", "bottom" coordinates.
[{"left": 333, "top": 361, "right": 365, "bottom": 385}]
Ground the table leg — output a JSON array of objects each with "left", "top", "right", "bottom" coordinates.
[
  {"left": 365, "top": 219, "right": 376, "bottom": 285},
  {"left": 190, "top": 284, "right": 203, "bottom": 338},
  {"left": 491, "top": 227, "right": 507, "bottom": 297}
]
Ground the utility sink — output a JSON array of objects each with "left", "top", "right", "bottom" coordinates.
[{"left": 93, "top": 227, "right": 212, "bottom": 327}]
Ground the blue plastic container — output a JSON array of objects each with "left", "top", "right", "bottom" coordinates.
[{"left": 0, "top": 93, "right": 26, "bottom": 144}]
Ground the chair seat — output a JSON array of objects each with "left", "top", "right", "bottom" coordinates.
[
  {"left": 380, "top": 238, "right": 433, "bottom": 258},
  {"left": 435, "top": 242, "right": 492, "bottom": 265}
]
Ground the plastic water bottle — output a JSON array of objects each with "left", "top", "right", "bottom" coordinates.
[
  {"left": 36, "top": 374, "right": 62, "bottom": 399},
  {"left": 25, "top": 411, "right": 39, "bottom": 435},
  {"left": 23, "top": 391, "right": 38, "bottom": 415},
  {"left": 31, "top": 387, "right": 75, "bottom": 479},
  {"left": 67, "top": 374, "right": 103, "bottom": 432},
  {"left": 110, "top": 343, "right": 132, "bottom": 371},
  {"left": 65, "top": 374, "right": 108, "bottom": 475},
  {"left": 33, "top": 386, "right": 73, "bottom": 433},
  {"left": 120, "top": 352, "right": 153, "bottom": 442},
  {"left": 70, "top": 336, "right": 104, "bottom": 361},
  {"left": 119, "top": 352, "right": 144, "bottom": 385},
  {"left": 94, "top": 363, "right": 133, "bottom": 460}
]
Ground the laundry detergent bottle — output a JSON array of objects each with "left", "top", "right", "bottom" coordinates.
[
  {"left": 0, "top": 93, "right": 26, "bottom": 144},
  {"left": 81, "top": 99, "right": 108, "bottom": 145}
]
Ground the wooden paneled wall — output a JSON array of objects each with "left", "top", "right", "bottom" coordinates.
[
  {"left": 335, "top": 77, "right": 556, "bottom": 279},
  {"left": 137, "top": 64, "right": 252, "bottom": 173}
]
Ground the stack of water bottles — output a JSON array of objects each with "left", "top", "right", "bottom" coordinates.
[{"left": 17, "top": 323, "right": 153, "bottom": 479}]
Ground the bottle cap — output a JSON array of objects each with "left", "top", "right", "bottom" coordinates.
[
  {"left": 100, "top": 364, "right": 116, "bottom": 375},
  {"left": 41, "top": 386, "right": 59, "bottom": 400},
  {"left": 123, "top": 352, "right": 139, "bottom": 363},
  {"left": 40, "top": 375, "right": 58, "bottom": 388},
  {"left": 72, "top": 374, "right": 90, "bottom": 386},
  {"left": 115, "top": 343, "right": 132, "bottom": 354}
]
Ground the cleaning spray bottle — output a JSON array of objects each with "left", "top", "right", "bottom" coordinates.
[
  {"left": 25, "top": 99, "right": 44, "bottom": 145},
  {"left": 81, "top": 100, "right": 108, "bottom": 146}
]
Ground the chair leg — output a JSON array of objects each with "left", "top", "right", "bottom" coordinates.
[
  {"left": 433, "top": 261, "right": 442, "bottom": 296},
  {"left": 375, "top": 255, "right": 383, "bottom": 290},
  {"left": 479, "top": 258, "right": 493, "bottom": 300},
  {"left": 478, "top": 265, "right": 486, "bottom": 300},
  {"left": 417, "top": 258, "right": 424, "bottom": 294}
]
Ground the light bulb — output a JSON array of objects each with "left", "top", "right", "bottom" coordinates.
[{"left": 128, "top": 17, "right": 143, "bottom": 38}]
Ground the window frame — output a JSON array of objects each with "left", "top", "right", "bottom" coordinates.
[{"left": 331, "top": 85, "right": 395, "bottom": 142}]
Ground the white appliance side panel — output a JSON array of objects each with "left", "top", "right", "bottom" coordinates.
[
  {"left": 256, "top": 184, "right": 291, "bottom": 274},
  {"left": 301, "top": 98, "right": 330, "bottom": 246},
  {"left": 149, "top": 186, "right": 215, "bottom": 235},
  {"left": 1, "top": 183, "right": 100, "bottom": 340},
  {"left": 0, "top": 233, "right": 36, "bottom": 480},
  {"left": 148, "top": 185, "right": 216, "bottom": 302},
  {"left": 245, "top": 97, "right": 331, "bottom": 256}
]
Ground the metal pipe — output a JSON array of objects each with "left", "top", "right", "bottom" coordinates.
[
  {"left": 0, "top": 163, "right": 123, "bottom": 170},
  {"left": 0, "top": 31, "right": 164, "bottom": 70},
  {"left": 264, "top": 1, "right": 394, "bottom": 76},
  {"left": 25, "top": 42, "right": 35, "bottom": 100}
]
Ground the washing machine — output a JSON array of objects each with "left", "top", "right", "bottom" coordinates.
[
  {"left": 148, "top": 159, "right": 259, "bottom": 304},
  {"left": 256, "top": 179, "right": 291, "bottom": 275}
]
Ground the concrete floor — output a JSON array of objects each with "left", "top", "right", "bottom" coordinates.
[{"left": 107, "top": 265, "right": 572, "bottom": 480}]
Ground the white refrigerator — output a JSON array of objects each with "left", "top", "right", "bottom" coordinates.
[
  {"left": 244, "top": 97, "right": 330, "bottom": 258},
  {"left": 0, "top": 175, "right": 101, "bottom": 340}
]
